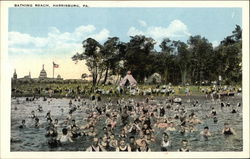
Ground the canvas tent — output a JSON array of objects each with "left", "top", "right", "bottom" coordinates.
[
  {"left": 146, "top": 73, "right": 162, "bottom": 84},
  {"left": 119, "top": 71, "right": 137, "bottom": 87}
]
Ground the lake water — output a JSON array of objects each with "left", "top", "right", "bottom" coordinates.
[{"left": 11, "top": 95, "right": 243, "bottom": 151}]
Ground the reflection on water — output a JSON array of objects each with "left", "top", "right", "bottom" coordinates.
[{"left": 11, "top": 96, "right": 242, "bottom": 151}]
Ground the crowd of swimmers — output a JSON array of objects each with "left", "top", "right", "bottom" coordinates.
[{"left": 14, "top": 89, "right": 241, "bottom": 152}]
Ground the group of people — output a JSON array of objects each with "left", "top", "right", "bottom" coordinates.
[{"left": 16, "top": 91, "right": 239, "bottom": 152}]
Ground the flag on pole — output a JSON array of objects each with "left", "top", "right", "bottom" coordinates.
[{"left": 53, "top": 62, "right": 59, "bottom": 68}]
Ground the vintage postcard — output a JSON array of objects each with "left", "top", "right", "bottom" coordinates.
[{"left": 0, "top": 0, "right": 249, "bottom": 158}]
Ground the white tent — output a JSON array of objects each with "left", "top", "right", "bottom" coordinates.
[
  {"left": 146, "top": 72, "right": 162, "bottom": 84},
  {"left": 119, "top": 71, "right": 137, "bottom": 87}
]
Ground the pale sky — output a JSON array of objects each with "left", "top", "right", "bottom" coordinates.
[{"left": 8, "top": 8, "right": 242, "bottom": 79}]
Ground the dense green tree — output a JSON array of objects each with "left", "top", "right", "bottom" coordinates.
[
  {"left": 187, "top": 35, "right": 214, "bottom": 84},
  {"left": 217, "top": 25, "right": 242, "bottom": 84},
  {"left": 72, "top": 25, "right": 242, "bottom": 86},
  {"left": 101, "top": 37, "right": 120, "bottom": 84},
  {"left": 124, "top": 35, "right": 156, "bottom": 82},
  {"left": 72, "top": 38, "right": 103, "bottom": 86},
  {"left": 158, "top": 38, "right": 176, "bottom": 83},
  {"left": 173, "top": 41, "right": 191, "bottom": 85}
]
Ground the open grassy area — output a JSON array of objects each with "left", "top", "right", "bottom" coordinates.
[{"left": 12, "top": 82, "right": 241, "bottom": 98}]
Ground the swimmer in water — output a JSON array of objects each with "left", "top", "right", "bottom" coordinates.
[
  {"left": 98, "top": 136, "right": 109, "bottom": 151},
  {"left": 136, "top": 131, "right": 146, "bottom": 146},
  {"left": 161, "top": 132, "right": 171, "bottom": 151},
  {"left": 213, "top": 116, "right": 218, "bottom": 123},
  {"left": 37, "top": 105, "right": 43, "bottom": 112},
  {"left": 30, "top": 110, "right": 36, "bottom": 119},
  {"left": 34, "top": 118, "right": 40, "bottom": 128},
  {"left": 86, "top": 137, "right": 102, "bottom": 151},
  {"left": 231, "top": 107, "right": 237, "bottom": 114},
  {"left": 178, "top": 139, "right": 190, "bottom": 152},
  {"left": 222, "top": 123, "right": 236, "bottom": 136},
  {"left": 226, "top": 103, "right": 231, "bottom": 107},
  {"left": 53, "top": 119, "right": 59, "bottom": 130},
  {"left": 58, "top": 128, "right": 73, "bottom": 144},
  {"left": 221, "top": 102, "right": 225, "bottom": 109},
  {"left": 69, "top": 100, "right": 73, "bottom": 107},
  {"left": 200, "top": 126, "right": 211, "bottom": 140},
  {"left": 45, "top": 110, "right": 52, "bottom": 120},
  {"left": 137, "top": 139, "right": 151, "bottom": 152},
  {"left": 129, "top": 136, "right": 138, "bottom": 152},
  {"left": 70, "top": 125, "right": 81, "bottom": 140},
  {"left": 116, "top": 139, "right": 131, "bottom": 152},
  {"left": 109, "top": 134, "right": 118, "bottom": 151},
  {"left": 19, "top": 120, "right": 26, "bottom": 129},
  {"left": 46, "top": 128, "right": 59, "bottom": 148},
  {"left": 86, "top": 125, "right": 97, "bottom": 137},
  {"left": 210, "top": 107, "right": 217, "bottom": 117},
  {"left": 45, "top": 128, "right": 58, "bottom": 138},
  {"left": 46, "top": 118, "right": 54, "bottom": 130},
  {"left": 166, "top": 122, "right": 176, "bottom": 131},
  {"left": 237, "top": 102, "right": 241, "bottom": 107}
]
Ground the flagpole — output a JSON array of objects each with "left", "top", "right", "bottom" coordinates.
[{"left": 53, "top": 62, "right": 54, "bottom": 79}]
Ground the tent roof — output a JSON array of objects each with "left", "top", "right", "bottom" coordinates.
[{"left": 120, "top": 74, "right": 137, "bottom": 87}]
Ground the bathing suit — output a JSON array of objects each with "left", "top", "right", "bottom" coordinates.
[
  {"left": 91, "top": 146, "right": 102, "bottom": 152},
  {"left": 19, "top": 125, "right": 25, "bottom": 129},
  {"left": 160, "top": 108, "right": 165, "bottom": 116},
  {"left": 130, "top": 144, "right": 137, "bottom": 151},
  {"left": 72, "top": 132, "right": 79, "bottom": 138},
  {"left": 179, "top": 148, "right": 189, "bottom": 152},
  {"left": 137, "top": 147, "right": 149, "bottom": 152},
  {"left": 221, "top": 103, "right": 225, "bottom": 107},
  {"left": 224, "top": 128, "right": 233, "bottom": 135},
  {"left": 161, "top": 140, "right": 170, "bottom": 151},
  {"left": 231, "top": 109, "right": 237, "bottom": 113},
  {"left": 130, "top": 128, "right": 137, "bottom": 135},
  {"left": 212, "top": 110, "right": 216, "bottom": 116},
  {"left": 119, "top": 146, "right": 128, "bottom": 152}
]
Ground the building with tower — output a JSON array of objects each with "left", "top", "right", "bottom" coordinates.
[
  {"left": 11, "top": 64, "right": 69, "bottom": 84},
  {"left": 13, "top": 69, "right": 17, "bottom": 80},
  {"left": 24, "top": 72, "right": 31, "bottom": 79},
  {"left": 39, "top": 64, "right": 47, "bottom": 79},
  {"left": 57, "top": 74, "right": 63, "bottom": 80}
]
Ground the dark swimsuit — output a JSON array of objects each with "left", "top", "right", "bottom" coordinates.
[
  {"left": 179, "top": 148, "right": 189, "bottom": 152},
  {"left": 130, "top": 144, "right": 137, "bottom": 152},
  {"left": 137, "top": 147, "right": 149, "bottom": 152},
  {"left": 224, "top": 128, "right": 233, "bottom": 135},
  {"left": 119, "top": 146, "right": 128, "bottom": 152},
  {"left": 212, "top": 111, "right": 216, "bottom": 116},
  {"left": 91, "top": 146, "right": 102, "bottom": 152},
  {"left": 231, "top": 109, "right": 237, "bottom": 113},
  {"left": 160, "top": 108, "right": 165, "bottom": 116}
]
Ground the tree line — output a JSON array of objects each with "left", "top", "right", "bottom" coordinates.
[{"left": 72, "top": 25, "right": 242, "bottom": 86}]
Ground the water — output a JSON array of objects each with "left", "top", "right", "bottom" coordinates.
[{"left": 11, "top": 95, "right": 243, "bottom": 151}]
